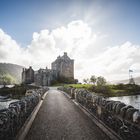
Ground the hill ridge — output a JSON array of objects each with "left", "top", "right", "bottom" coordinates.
[{"left": 0, "top": 63, "right": 24, "bottom": 84}]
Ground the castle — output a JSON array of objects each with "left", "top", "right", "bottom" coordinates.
[{"left": 22, "top": 52, "right": 74, "bottom": 86}]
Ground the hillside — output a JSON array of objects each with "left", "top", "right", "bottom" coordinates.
[
  {"left": 112, "top": 77, "right": 140, "bottom": 85},
  {"left": 0, "top": 63, "right": 24, "bottom": 84}
]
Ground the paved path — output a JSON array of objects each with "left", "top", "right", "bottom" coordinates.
[{"left": 26, "top": 89, "right": 110, "bottom": 140}]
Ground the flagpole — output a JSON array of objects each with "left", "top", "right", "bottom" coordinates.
[{"left": 129, "top": 70, "right": 130, "bottom": 83}]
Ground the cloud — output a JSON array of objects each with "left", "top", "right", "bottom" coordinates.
[
  {"left": 0, "top": 29, "right": 22, "bottom": 62},
  {"left": 78, "top": 41, "right": 140, "bottom": 81},
  {"left": 0, "top": 20, "right": 140, "bottom": 82}
]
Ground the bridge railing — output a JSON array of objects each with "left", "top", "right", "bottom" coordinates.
[
  {"left": 58, "top": 86, "right": 140, "bottom": 140},
  {"left": 0, "top": 87, "right": 49, "bottom": 139}
]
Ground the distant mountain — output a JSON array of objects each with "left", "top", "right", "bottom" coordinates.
[
  {"left": 0, "top": 63, "right": 24, "bottom": 84},
  {"left": 112, "top": 77, "right": 140, "bottom": 85}
]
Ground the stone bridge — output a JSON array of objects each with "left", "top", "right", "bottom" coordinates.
[
  {"left": 0, "top": 87, "right": 140, "bottom": 140},
  {"left": 58, "top": 87, "right": 140, "bottom": 140}
]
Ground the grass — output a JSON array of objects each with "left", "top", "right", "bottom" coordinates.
[
  {"left": 65, "top": 84, "right": 93, "bottom": 89},
  {"left": 52, "top": 83, "right": 93, "bottom": 89},
  {"left": 62, "top": 83, "right": 140, "bottom": 97}
]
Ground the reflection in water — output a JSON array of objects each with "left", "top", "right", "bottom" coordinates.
[{"left": 109, "top": 95, "right": 140, "bottom": 110}]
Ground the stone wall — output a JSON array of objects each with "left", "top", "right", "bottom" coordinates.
[
  {"left": 58, "top": 86, "right": 140, "bottom": 140},
  {"left": 0, "top": 87, "right": 49, "bottom": 139}
]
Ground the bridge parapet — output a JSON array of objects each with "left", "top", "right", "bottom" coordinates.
[
  {"left": 0, "top": 87, "right": 49, "bottom": 139},
  {"left": 58, "top": 86, "right": 140, "bottom": 140}
]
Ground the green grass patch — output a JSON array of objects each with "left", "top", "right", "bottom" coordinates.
[
  {"left": 64, "top": 84, "right": 93, "bottom": 89},
  {"left": 63, "top": 83, "right": 140, "bottom": 97}
]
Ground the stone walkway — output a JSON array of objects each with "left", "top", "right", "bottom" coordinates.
[{"left": 25, "top": 89, "right": 110, "bottom": 140}]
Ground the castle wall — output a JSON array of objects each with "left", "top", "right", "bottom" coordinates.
[
  {"left": 34, "top": 69, "right": 58, "bottom": 86},
  {"left": 59, "top": 60, "right": 74, "bottom": 78},
  {"left": 34, "top": 73, "right": 42, "bottom": 86}
]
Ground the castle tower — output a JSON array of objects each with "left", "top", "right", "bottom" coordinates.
[
  {"left": 51, "top": 52, "right": 74, "bottom": 80},
  {"left": 22, "top": 66, "right": 34, "bottom": 84}
]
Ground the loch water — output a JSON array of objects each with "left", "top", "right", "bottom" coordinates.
[{"left": 109, "top": 95, "right": 140, "bottom": 110}]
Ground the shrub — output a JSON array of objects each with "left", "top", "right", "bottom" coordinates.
[{"left": 91, "top": 85, "right": 112, "bottom": 95}]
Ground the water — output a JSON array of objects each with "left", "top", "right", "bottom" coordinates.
[
  {"left": 0, "top": 99, "right": 19, "bottom": 109},
  {"left": 109, "top": 95, "right": 140, "bottom": 110},
  {"left": 0, "top": 85, "right": 18, "bottom": 109},
  {"left": 0, "top": 85, "right": 14, "bottom": 88}
]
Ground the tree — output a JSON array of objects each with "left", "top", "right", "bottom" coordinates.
[
  {"left": 96, "top": 76, "right": 106, "bottom": 86},
  {"left": 0, "top": 74, "right": 16, "bottom": 85},
  {"left": 83, "top": 78, "right": 89, "bottom": 84},
  {"left": 90, "top": 75, "right": 96, "bottom": 85},
  {"left": 74, "top": 79, "right": 78, "bottom": 84}
]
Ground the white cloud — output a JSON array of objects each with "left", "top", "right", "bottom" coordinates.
[
  {"left": 0, "top": 20, "right": 140, "bottom": 82},
  {"left": 0, "top": 29, "right": 22, "bottom": 63},
  {"left": 78, "top": 41, "right": 140, "bottom": 81}
]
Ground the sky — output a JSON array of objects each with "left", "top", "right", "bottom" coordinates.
[{"left": 0, "top": 0, "right": 140, "bottom": 82}]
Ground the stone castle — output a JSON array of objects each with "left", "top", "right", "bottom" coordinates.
[{"left": 22, "top": 52, "right": 74, "bottom": 86}]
